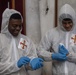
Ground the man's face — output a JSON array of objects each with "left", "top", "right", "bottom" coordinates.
[
  {"left": 8, "top": 19, "right": 22, "bottom": 37},
  {"left": 62, "top": 19, "right": 73, "bottom": 31}
]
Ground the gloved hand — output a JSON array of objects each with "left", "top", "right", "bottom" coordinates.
[
  {"left": 58, "top": 45, "right": 69, "bottom": 55},
  {"left": 51, "top": 53, "right": 67, "bottom": 61},
  {"left": 30, "top": 58, "right": 44, "bottom": 70},
  {"left": 17, "top": 56, "right": 30, "bottom": 68}
]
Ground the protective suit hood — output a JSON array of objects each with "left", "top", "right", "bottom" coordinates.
[
  {"left": 1, "top": 8, "right": 23, "bottom": 36},
  {"left": 0, "top": 8, "right": 38, "bottom": 75},
  {"left": 58, "top": 4, "right": 76, "bottom": 31}
]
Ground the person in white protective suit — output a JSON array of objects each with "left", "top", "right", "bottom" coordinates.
[
  {"left": 0, "top": 8, "right": 43, "bottom": 75},
  {"left": 37, "top": 4, "right": 76, "bottom": 75}
]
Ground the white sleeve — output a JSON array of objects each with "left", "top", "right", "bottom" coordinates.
[
  {"left": 37, "top": 31, "right": 53, "bottom": 61},
  {"left": 67, "top": 52, "right": 76, "bottom": 63}
]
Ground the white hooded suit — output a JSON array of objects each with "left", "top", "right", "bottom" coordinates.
[
  {"left": 37, "top": 4, "right": 76, "bottom": 75},
  {"left": 0, "top": 8, "right": 38, "bottom": 75}
]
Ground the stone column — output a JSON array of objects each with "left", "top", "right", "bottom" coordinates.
[{"left": 25, "top": 0, "right": 41, "bottom": 45}]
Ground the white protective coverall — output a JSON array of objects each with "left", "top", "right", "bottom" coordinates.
[
  {"left": 0, "top": 8, "right": 41, "bottom": 75},
  {"left": 37, "top": 4, "right": 76, "bottom": 75}
]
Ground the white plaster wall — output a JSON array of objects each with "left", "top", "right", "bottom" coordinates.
[
  {"left": 25, "top": 0, "right": 41, "bottom": 45},
  {"left": 39, "top": 0, "right": 55, "bottom": 37},
  {"left": 25, "top": 0, "right": 55, "bottom": 44}
]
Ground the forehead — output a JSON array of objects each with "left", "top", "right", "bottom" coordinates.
[
  {"left": 9, "top": 19, "right": 22, "bottom": 26},
  {"left": 10, "top": 13, "right": 21, "bottom": 19},
  {"left": 62, "top": 18, "right": 72, "bottom": 21},
  {"left": 62, "top": 19, "right": 72, "bottom": 23},
  {"left": 9, "top": 19, "right": 22, "bottom": 23}
]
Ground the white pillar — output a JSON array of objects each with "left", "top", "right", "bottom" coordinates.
[
  {"left": 25, "top": 0, "right": 41, "bottom": 45},
  {"left": 39, "top": 0, "right": 55, "bottom": 37}
]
